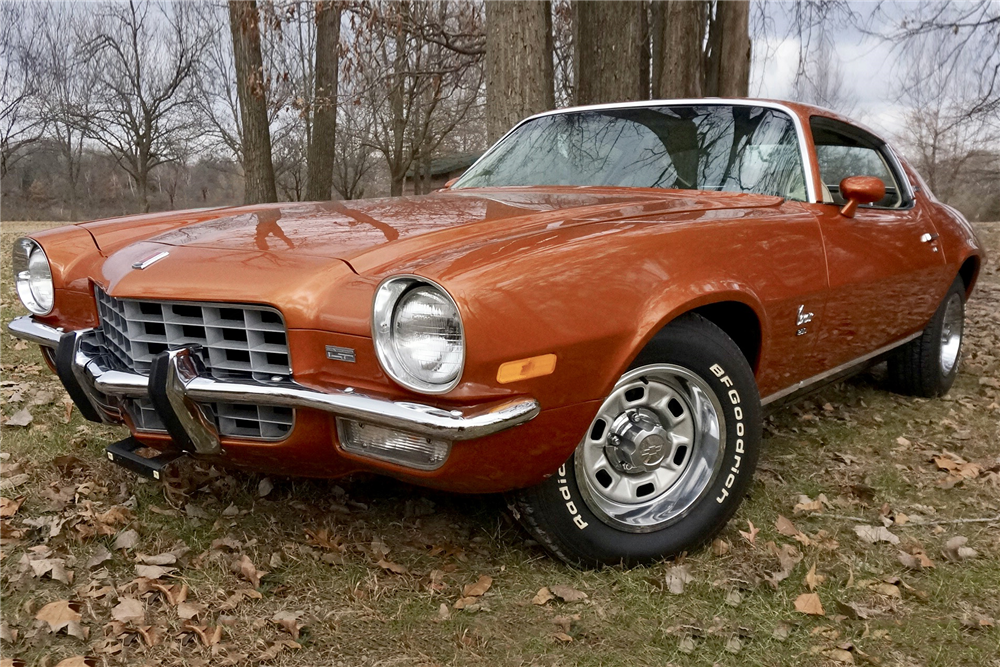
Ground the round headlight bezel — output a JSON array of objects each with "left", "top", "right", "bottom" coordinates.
[
  {"left": 372, "top": 275, "right": 465, "bottom": 394},
  {"left": 13, "top": 237, "right": 54, "bottom": 316}
]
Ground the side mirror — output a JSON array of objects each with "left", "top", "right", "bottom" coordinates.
[
  {"left": 443, "top": 177, "right": 460, "bottom": 189},
  {"left": 839, "top": 176, "right": 885, "bottom": 218}
]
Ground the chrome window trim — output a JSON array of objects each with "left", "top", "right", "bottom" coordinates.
[{"left": 455, "top": 98, "right": 820, "bottom": 204}]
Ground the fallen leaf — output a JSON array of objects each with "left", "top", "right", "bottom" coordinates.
[
  {"left": 825, "top": 648, "right": 855, "bottom": 664},
  {"left": 176, "top": 602, "right": 204, "bottom": 620},
  {"left": 35, "top": 599, "right": 82, "bottom": 632},
  {"left": 665, "top": 564, "right": 694, "bottom": 595},
  {"left": 897, "top": 550, "right": 934, "bottom": 570},
  {"left": 54, "top": 658, "right": 96, "bottom": 667},
  {"left": 5, "top": 408, "right": 32, "bottom": 427},
  {"left": 550, "top": 584, "right": 588, "bottom": 602},
  {"left": 111, "top": 597, "right": 144, "bottom": 625},
  {"left": 86, "top": 545, "right": 112, "bottom": 569},
  {"left": 739, "top": 520, "right": 759, "bottom": 544},
  {"left": 0, "top": 496, "right": 24, "bottom": 517},
  {"left": 854, "top": 525, "right": 900, "bottom": 545},
  {"left": 258, "top": 477, "right": 274, "bottom": 498},
  {"left": 793, "top": 493, "right": 830, "bottom": 514},
  {"left": 438, "top": 603, "right": 451, "bottom": 620},
  {"left": 775, "top": 515, "right": 800, "bottom": 537},
  {"left": 232, "top": 554, "right": 267, "bottom": 588},
  {"left": 135, "top": 564, "right": 175, "bottom": 579},
  {"left": 794, "top": 592, "right": 825, "bottom": 616},
  {"left": 376, "top": 559, "right": 408, "bottom": 575},
  {"left": 271, "top": 610, "right": 304, "bottom": 639},
  {"left": 136, "top": 625, "right": 161, "bottom": 647},
  {"left": 712, "top": 538, "right": 731, "bottom": 556},
  {"left": 258, "top": 639, "right": 302, "bottom": 660},
  {"left": 942, "top": 536, "right": 978, "bottom": 561},
  {"left": 532, "top": 587, "right": 555, "bottom": 605},
  {"left": 463, "top": 575, "right": 492, "bottom": 598},
  {"left": 137, "top": 552, "right": 177, "bottom": 566},
  {"left": 183, "top": 622, "right": 222, "bottom": 647},
  {"left": 804, "top": 564, "right": 826, "bottom": 591},
  {"left": 553, "top": 631, "right": 573, "bottom": 643},
  {"left": 113, "top": 529, "right": 140, "bottom": 550}
]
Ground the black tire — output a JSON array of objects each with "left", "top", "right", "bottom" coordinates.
[
  {"left": 508, "top": 313, "right": 762, "bottom": 568},
  {"left": 887, "top": 277, "right": 965, "bottom": 398}
]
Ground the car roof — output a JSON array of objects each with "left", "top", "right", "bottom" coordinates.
[{"left": 527, "top": 98, "right": 892, "bottom": 147}]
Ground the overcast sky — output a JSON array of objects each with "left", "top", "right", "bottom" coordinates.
[{"left": 745, "top": 0, "right": 1000, "bottom": 147}]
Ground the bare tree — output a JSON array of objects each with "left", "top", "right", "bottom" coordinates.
[
  {"left": 485, "top": 1, "right": 553, "bottom": 142},
  {"left": 332, "top": 99, "right": 376, "bottom": 200},
  {"left": 351, "top": 1, "right": 484, "bottom": 195},
  {"left": 230, "top": 0, "right": 278, "bottom": 203},
  {"left": 896, "top": 31, "right": 999, "bottom": 206},
  {"left": 876, "top": 1, "right": 999, "bottom": 122},
  {"left": 1, "top": 2, "right": 45, "bottom": 179},
  {"left": 575, "top": 1, "right": 644, "bottom": 105},
  {"left": 81, "top": 1, "right": 209, "bottom": 213},
  {"left": 551, "top": 0, "right": 575, "bottom": 105},
  {"left": 36, "top": 3, "right": 100, "bottom": 219},
  {"left": 791, "top": 37, "right": 855, "bottom": 114},
  {"left": 659, "top": 1, "right": 704, "bottom": 98},
  {"left": 705, "top": 0, "right": 750, "bottom": 97},
  {"left": 305, "top": 0, "right": 341, "bottom": 201}
]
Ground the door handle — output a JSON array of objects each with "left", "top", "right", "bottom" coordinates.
[{"left": 920, "top": 232, "right": 939, "bottom": 243}]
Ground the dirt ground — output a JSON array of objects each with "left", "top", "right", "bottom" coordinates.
[{"left": 1, "top": 220, "right": 998, "bottom": 667}]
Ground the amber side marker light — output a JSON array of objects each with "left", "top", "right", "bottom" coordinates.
[{"left": 497, "top": 354, "right": 557, "bottom": 384}]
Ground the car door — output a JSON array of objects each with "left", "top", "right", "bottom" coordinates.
[{"left": 806, "top": 116, "right": 946, "bottom": 371}]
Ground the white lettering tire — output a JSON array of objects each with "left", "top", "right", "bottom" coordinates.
[{"left": 508, "top": 314, "right": 762, "bottom": 567}]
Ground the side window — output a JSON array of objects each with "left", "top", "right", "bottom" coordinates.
[{"left": 810, "top": 117, "right": 907, "bottom": 209}]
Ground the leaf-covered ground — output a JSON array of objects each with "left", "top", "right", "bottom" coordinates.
[{"left": 2, "top": 221, "right": 998, "bottom": 667}]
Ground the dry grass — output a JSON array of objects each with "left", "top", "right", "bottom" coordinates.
[{"left": 1, "top": 221, "right": 998, "bottom": 666}]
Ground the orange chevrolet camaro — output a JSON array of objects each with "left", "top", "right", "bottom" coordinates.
[{"left": 9, "top": 99, "right": 985, "bottom": 566}]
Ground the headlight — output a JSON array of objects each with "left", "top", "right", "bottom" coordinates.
[
  {"left": 373, "top": 276, "right": 464, "bottom": 393},
  {"left": 13, "top": 238, "right": 54, "bottom": 315}
]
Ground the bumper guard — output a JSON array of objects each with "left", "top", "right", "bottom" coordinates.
[{"left": 7, "top": 315, "right": 540, "bottom": 455}]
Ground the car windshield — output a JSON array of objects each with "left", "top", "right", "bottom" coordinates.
[{"left": 454, "top": 104, "right": 807, "bottom": 200}]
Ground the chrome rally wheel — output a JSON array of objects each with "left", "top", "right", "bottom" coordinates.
[
  {"left": 889, "top": 277, "right": 966, "bottom": 398},
  {"left": 509, "top": 314, "right": 762, "bottom": 568},
  {"left": 939, "top": 292, "right": 963, "bottom": 375},
  {"left": 575, "top": 364, "right": 726, "bottom": 533}
]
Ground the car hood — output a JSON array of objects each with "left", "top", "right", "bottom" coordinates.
[{"left": 83, "top": 187, "right": 782, "bottom": 276}]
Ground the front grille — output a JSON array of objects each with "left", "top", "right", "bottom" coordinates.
[{"left": 95, "top": 288, "right": 293, "bottom": 441}]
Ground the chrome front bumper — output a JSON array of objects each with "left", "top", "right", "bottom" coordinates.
[{"left": 7, "top": 315, "right": 540, "bottom": 455}]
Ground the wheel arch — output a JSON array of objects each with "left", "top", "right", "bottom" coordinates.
[
  {"left": 958, "top": 254, "right": 981, "bottom": 299},
  {"left": 630, "top": 290, "right": 767, "bottom": 380}
]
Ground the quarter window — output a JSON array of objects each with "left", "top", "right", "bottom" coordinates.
[{"left": 811, "top": 117, "right": 907, "bottom": 208}]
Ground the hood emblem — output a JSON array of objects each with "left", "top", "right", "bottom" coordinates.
[{"left": 132, "top": 251, "right": 169, "bottom": 270}]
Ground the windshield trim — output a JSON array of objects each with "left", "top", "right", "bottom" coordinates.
[{"left": 456, "top": 99, "right": 818, "bottom": 203}]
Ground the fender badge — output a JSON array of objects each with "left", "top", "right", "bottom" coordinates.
[
  {"left": 132, "top": 251, "right": 169, "bottom": 270},
  {"left": 326, "top": 345, "right": 356, "bottom": 363}
]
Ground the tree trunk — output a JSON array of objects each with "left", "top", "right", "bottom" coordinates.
[
  {"left": 306, "top": 1, "right": 341, "bottom": 201},
  {"left": 639, "top": 2, "right": 650, "bottom": 99},
  {"left": 575, "top": 1, "right": 644, "bottom": 105},
  {"left": 658, "top": 0, "right": 703, "bottom": 98},
  {"left": 485, "top": 1, "right": 554, "bottom": 143},
  {"left": 714, "top": 0, "right": 750, "bottom": 97},
  {"left": 229, "top": 0, "right": 277, "bottom": 204},
  {"left": 650, "top": 1, "right": 664, "bottom": 98}
]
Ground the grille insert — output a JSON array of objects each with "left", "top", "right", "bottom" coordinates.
[
  {"left": 96, "top": 288, "right": 290, "bottom": 381},
  {"left": 95, "top": 288, "right": 293, "bottom": 441}
]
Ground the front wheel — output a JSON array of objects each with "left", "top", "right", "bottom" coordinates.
[{"left": 509, "top": 314, "right": 762, "bottom": 568}]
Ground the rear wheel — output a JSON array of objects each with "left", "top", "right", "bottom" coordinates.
[
  {"left": 888, "top": 278, "right": 965, "bottom": 397},
  {"left": 509, "top": 314, "right": 762, "bottom": 568}
]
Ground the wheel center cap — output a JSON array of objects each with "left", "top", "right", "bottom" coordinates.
[{"left": 605, "top": 409, "right": 671, "bottom": 473}]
